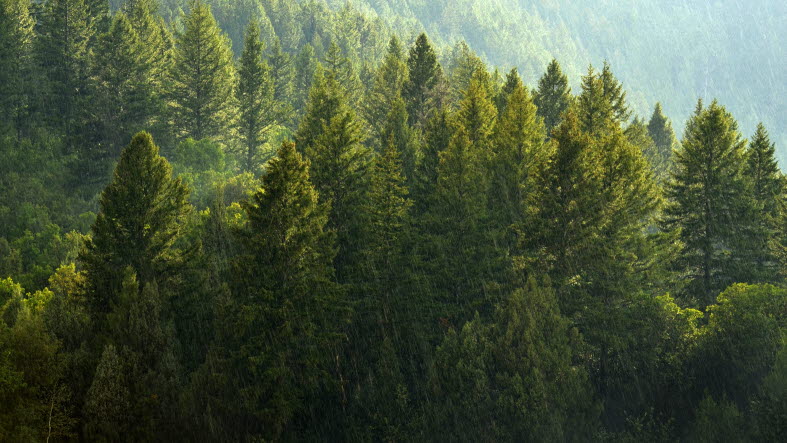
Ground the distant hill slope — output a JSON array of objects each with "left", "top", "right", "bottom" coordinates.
[{"left": 324, "top": 0, "right": 786, "bottom": 162}]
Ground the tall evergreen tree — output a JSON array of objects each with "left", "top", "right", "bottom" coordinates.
[
  {"left": 36, "top": 0, "right": 97, "bottom": 147},
  {"left": 90, "top": 12, "right": 159, "bottom": 166},
  {"left": 235, "top": 20, "right": 275, "bottom": 173},
  {"left": 213, "top": 141, "right": 347, "bottom": 440},
  {"left": 494, "top": 67, "right": 523, "bottom": 115},
  {"left": 747, "top": 123, "right": 782, "bottom": 213},
  {"left": 80, "top": 132, "right": 190, "bottom": 318},
  {"left": 664, "top": 100, "right": 759, "bottom": 304},
  {"left": 169, "top": 0, "right": 235, "bottom": 140},
  {"left": 0, "top": 0, "right": 34, "bottom": 135},
  {"left": 412, "top": 108, "right": 452, "bottom": 215},
  {"left": 490, "top": 81, "right": 546, "bottom": 246},
  {"left": 266, "top": 37, "right": 294, "bottom": 124},
  {"left": 599, "top": 60, "right": 631, "bottom": 124},
  {"left": 403, "top": 33, "right": 442, "bottom": 127},
  {"left": 646, "top": 102, "right": 677, "bottom": 178},
  {"left": 534, "top": 59, "right": 571, "bottom": 135},
  {"left": 366, "top": 36, "right": 408, "bottom": 149},
  {"left": 293, "top": 43, "right": 317, "bottom": 119}
]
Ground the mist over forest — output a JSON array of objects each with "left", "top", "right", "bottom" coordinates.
[{"left": 0, "top": 0, "right": 785, "bottom": 441}]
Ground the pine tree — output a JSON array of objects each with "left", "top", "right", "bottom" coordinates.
[
  {"left": 490, "top": 81, "right": 546, "bottom": 245},
  {"left": 0, "top": 0, "right": 34, "bottom": 135},
  {"left": 266, "top": 37, "right": 294, "bottom": 124},
  {"left": 430, "top": 277, "right": 598, "bottom": 441},
  {"left": 323, "top": 41, "right": 362, "bottom": 109},
  {"left": 494, "top": 67, "right": 523, "bottom": 115},
  {"left": 664, "top": 100, "right": 758, "bottom": 304},
  {"left": 646, "top": 102, "right": 677, "bottom": 179},
  {"left": 747, "top": 123, "right": 782, "bottom": 213},
  {"left": 306, "top": 104, "right": 371, "bottom": 280},
  {"left": 220, "top": 141, "right": 347, "bottom": 440},
  {"left": 236, "top": 20, "right": 275, "bottom": 173},
  {"left": 366, "top": 36, "right": 409, "bottom": 149},
  {"left": 599, "top": 61, "right": 631, "bottom": 124},
  {"left": 90, "top": 12, "right": 159, "bottom": 165},
  {"left": 446, "top": 41, "right": 486, "bottom": 107},
  {"left": 403, "top": 33, "right": 442, "bottom": 127},
  {"left": 36, "top": 0, "right": 97, "bottom": 147},
  {"left": 745, "top": 123, "right": 782, "bottom": 277},
  {"left": 412, "top": 108, "right": 452, "bottom": 215},
  {"left": 380, "top": 98, "right": 419, "bottom": 183},
  {"left": 293, "top": 43, "right": 317, "bottom": 119},
  {"left": 80, "top": 132, "right": 190, "bottom": 317},
  {"left": 169, "top": 0, "right": 235, "bottom": 140},
  {"left": 534, "top": 59, "right": 571, "bottom": 135},
  {"left": 457, "top": 70, "right": 497, "bottom": 150},
  {"left": 577, "top": 65, "right": 613, "bottom": 135}
]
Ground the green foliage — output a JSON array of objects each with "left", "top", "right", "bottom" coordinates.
[
  {"left": 169, "top": 0, "right": 236, "bottom": 140},
  {"left": 534, "top": 59, "right": 572, "bottom": 135},
  {"left": 81, "top": 132, "right": 191, "bottom": 317},
  {"left": 403, "top": 33, "right": 442, "bottom": 127},
  {"left": 430, "top": 277, "right": 599, "bottom": 441},
  {"left": 665, "top": 101, "right": 764, "bottom": 304},
  {"left": 235, "top": 20, "right": 276, "bottom": 173}
]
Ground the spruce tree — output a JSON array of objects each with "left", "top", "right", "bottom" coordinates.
[
  {"left": 380, "top": 98, "right": 419, "bottom": 183},
  {"left": 403, "top": 33, "right": 442, "bottom": 127},
  {"left": 80, "top": 132, "right": 190, "bottom": 317},
  {"left": 646, "top": 102, "right": 677, "bottom": 178},
  {"left": 293, "top": 43, "right": 317, "bottom": 119},
  {"left": 90, "top": 12, "right": 159, "bottom": 164},
  {"left": 36, "top": 0, "right": 97, "bottom": 147},
  {"left": 169, "top": 0, "right": 235, "bottom": 140},
  {"left": 664, "top": 100, "right": 758, "bottom": 304},
  {"left": 266, "top": 37, "right": 295, "bottom": 125},
  {"left": 220, "top": 141, "right": 347, "bottom": 440},
  {"left": 366, "top": 36, "right": 409, "bottom": 149},
  {"left": 236, "top": 20, "right": 275, "bottom": 173},
  {"left": 747, "top": 123, "right": 782, "bottom": 213},
  {"left": 599, "top": 60, "right": 631, "bottom": 124},
  {"left": 490, "top": 81, "right": 546, "bottom": 245},
  {"left": 745, "top": 123, "right": 782, "bottom": 277},
  {"left": 577, "top": 65, "right": 614, "bottom": 135},
  {"left": 446, "top": 42, "right": 486, "bottom": 106},
  {"left": 534, "top": 59, "right": 571, "bottom": 135},
  {"left": 412, "top": 108, "right": 452, "bottom": 215},
  {"left": 0, "top": 0, "right": 34, "bottom": 135},
  {"left": 494, "top": 67, "right": 523, "bottom": 115}
]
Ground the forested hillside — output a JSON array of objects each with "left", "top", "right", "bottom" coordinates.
[{"left": 1, "top": 0, "right": 786, "bottom": 441}]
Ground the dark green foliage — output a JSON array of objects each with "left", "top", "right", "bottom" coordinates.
[
  {"left": 80, "top": 132, "right": 190, "bottom": 316},
  {"left": 235, "top": 20, "right": 275, "bottom": 173},
  {"left": 664, "top": 101, "right": 763, "bottom": 304},
  {"left": 430, "top": 277, "right": 599, "bottom": 441},
  {"left": 204, "top": 141, "right": 348, "bottom": 440},
  {"left": 647, "top": 102, "right": 677, "bottom": 176},
  {"left": 403, "top": 33, "right": 442, "bottom": 127},
  {"left": 0, "top": 1, "right": 784, "bottom": 440},
  {"left": 169, "top": 0, "right": 235, "bottom": 140},
  {"left": 534, "top": 59, "right": 571, "bottom": 135}
]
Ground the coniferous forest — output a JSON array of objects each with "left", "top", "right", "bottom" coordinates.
[{"left": 1, "top": 0, "right": 785, "bottom": 441}]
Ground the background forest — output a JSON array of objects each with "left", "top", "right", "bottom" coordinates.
[{"left": 0, "top": 0, "right": 785, "bottom": 441}]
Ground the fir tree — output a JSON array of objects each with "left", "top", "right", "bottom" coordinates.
[
  {"left": 599, "top": 60, "right": 631, "bottom": 124},
  {"left": 293, "top": 43, "right": 317, "bottom": 119},
  {"left": 235, "top": 20, "right": 275, "bottom": 173},
  {"left": 494, "top": 67, "right": 523, "bottom": 115},
  {"left": 412, "top": 108, "right": 452, "bottom": 215},
  {"left": 266, "top": 37, "right": 294, "bottom": 124},
  {"left": 80, "top": 132, "right": 190, "bottom": 317},
  {"left": 645, "top": 102, "right": 677, "bottom": 179},
  {"left": 664, "top": 100, "right": 759, "bottom": 304},
  {"left": 219, "top": 141, "right": 348, "bottom": 440},
  {"left": 169, "top": 0, "right": 235, "bottom": 140},
  {"left": 36, "top": 0, "right": 97, "bottom": 147},
  {"left": 534, "top": 59, "right": 571, "bottom": 135},
  {"left": 366, "top": 36, "right": 409, "bottom": 149},
  {"left": 747, "top": 123, "right": 782, "bottom": 213},
  {"left": 403, "top": 33, "right": 442, "bottom": 126},
  {"left": 90, "top": 12, "right": 159, "bottom": 165},
  {"left": 0, "top": 0, "right": 34, "bottom": 135},
  {"left": 490, "top": 81, "right": 546, "bottom": 245}
]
